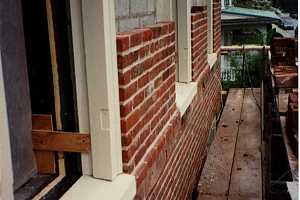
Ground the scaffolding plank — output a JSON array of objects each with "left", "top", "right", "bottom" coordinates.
[
  {"left": 228, "top": 89, "right": 262, "bottom": 199},
  {"left": 198, "top": 89, "right": 245, "bottom": 197}
]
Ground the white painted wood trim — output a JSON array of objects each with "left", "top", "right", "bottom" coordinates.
[
  {"left": 177, "top": 0, "right": 192, "bottom": 83},
  {"left": 207, "top": 0, "right": 214, "bottom": 54},
  {"left": 70, "top": 0, "right": 93, "bottom": 176},
  {"left": 207, "top": 53, "right": 218, "bottom": 69},
  {"left": 0, "top": 51, "right": 14, "bottom": 200},
  {"left": 176, "top": 82, "right": 197, "bottom": 117},
  {"left": 61, "top": 174, "right": 136, "bottom": 200},
  {"left": 82, "top": 0, "right": 123, "bottom": 180}
]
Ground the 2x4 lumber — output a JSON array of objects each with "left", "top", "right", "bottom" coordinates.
[
  {"left": 32, "top": 130, "right": 90, "bottom": 153},
  {"left": 228, "top": 89, "right": 262, "bottom": 199},
  {"left": 32, "top": 114, "right": 56, "bottom": 174},
  {"left": 198, "top": 89, "right": 245, "bottom": 197},
  {"left": 45, "top": 0, "right": 62, "bottom": 130}
]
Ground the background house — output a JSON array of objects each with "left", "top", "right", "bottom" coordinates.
[{"left": 0, "top": 0, "right": 221, "bottom": 199}]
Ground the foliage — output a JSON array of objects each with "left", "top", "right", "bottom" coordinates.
[
  {"left": 222, "top": 50, "right": 266, "bottom": 90},
  {"left": 232, "top": 0, "right": 272, "bottom": 10}
]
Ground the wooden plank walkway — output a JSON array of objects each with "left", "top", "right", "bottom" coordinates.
[{"left": 198, "top": 88, "right": 262, "bottom": 200}]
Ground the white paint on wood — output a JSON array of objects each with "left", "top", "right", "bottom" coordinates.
[
  {"left": 207, "top": 0, "right": 213, "bottom": 54},
  {"left": 82, "top": 0, "right": 123, "bottom": 180},
  {"left": 177, "top": 0, "right": 192, "bottom": 83},
  {"left": 70, "top": 0, "right": 93, "bottom": 176},
  {"left": 176, "top": 82, "right": 197, "bottom": 117},
  {"left": 0, "top": 51, "right": 14, "bottom": 200},
  {"left": 61, "top": 174, "right": 136, "bottom": 200}
]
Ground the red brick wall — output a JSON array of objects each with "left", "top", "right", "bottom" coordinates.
[
  {"left": 213, "top": 0, "right": 221, "bottom": 54},
  {"left": 116, "top": 0, "right": 221, "bottom": 197},
  {"left": 116, "top": 22, "right": 177, "bottom": 174},
  {"left": 191, "top": 7, "right": 208, "bottom": 81}
]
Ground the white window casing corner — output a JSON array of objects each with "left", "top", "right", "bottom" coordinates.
[
  {"left": 177, "top": 0, "right": 192, "bottom": 83},
  {"left": 176, "top": 82, "right": 198, "bottom": 117},
  {"left": 208, "top": 53, "right": 218, "bottom": 69},
  {"left": 82, "top": 0, "right": 122, "bottom": 180}
]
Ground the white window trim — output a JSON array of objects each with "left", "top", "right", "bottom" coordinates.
[
  {"left": 65, "top": 1, "right": 136, "bottom": 199},
  {"left": 208, "top": 53, "right": 218, "bottom": 69},
  {"left": 157, "top": 0, "right": 197, "bottom": 116},
  {"left": 175, "top": 82, "right": 197, "bottom": 117},
  {"left": 81, "top": 0, "right": 123, "bottom": 180},
  {"left": 177, "top": 0, "right": 192, "bottom": 83},
  {"left": 0, "top": 50, "right": 14, "bottom": 200},
  {"left": 61, "top": 174, "right": 136, "bottom": 200},
  {"left": 207, "top": 0, "right": 213, "bottom": 54}
]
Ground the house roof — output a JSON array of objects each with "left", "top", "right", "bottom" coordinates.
[
  {"left": 222, "top": 7, "right": 281, "bottom": 26},
  {"left": 222, "top": 7, "right": 280, "bottom": 20}
]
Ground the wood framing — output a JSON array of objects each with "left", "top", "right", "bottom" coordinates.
[
  {"left": 82, "top": 0, "right": 123, "bottom": 180},
  {"left": 32, "top": 115, "right": 56, "bottom": 174},
  {"left": 32, "top": 131, "right": 90, "bottom": 153},
  {"left": 177, "top": 0, "right": 192, "bottom": 83}
]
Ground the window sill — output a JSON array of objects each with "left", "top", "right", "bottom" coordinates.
[
  {"left": 60, "top": 174, "right": 136, "bottom": 200},
  {"left": 176, "top": 82, "right": 198, "bottom": 117},
  {"left": 207, "top": 53, "right": 218, "bottom": 69}
]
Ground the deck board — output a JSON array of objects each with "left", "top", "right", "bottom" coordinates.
[
  {"left": 198, "top": 88, "right": 262, "bottom": 200},
  {"left": 198, "top": 89, "right": 245, "bottom": 197},
  {"left": 229, "top": 89, "right": 262, "bottom": 199}
]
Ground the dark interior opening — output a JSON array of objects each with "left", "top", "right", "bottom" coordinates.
[{"left": 14, "top": 1, "right": 81, "bottom": 199}]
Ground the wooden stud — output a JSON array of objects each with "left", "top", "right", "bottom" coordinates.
[{"left": 32, "top": 115, "right": 56, "bottom": 174}]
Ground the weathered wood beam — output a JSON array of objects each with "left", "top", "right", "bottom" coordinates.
[{"left": 32, "top": 130, "right": 91, "bottom": 153}]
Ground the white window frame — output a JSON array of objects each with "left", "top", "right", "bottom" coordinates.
[
  {"left": 80, "top": 0, "right": 123, "bottom": 180},
  {"left": 207, "top": 0, "right": 213, "bottom": 54},
  {"left": 176, "top": 0, "right": 192, "bottom": 83},
  {"left": 157, "top": 0, "right": 197, "bottom": 117},
  {"left": 207, "top": 0, "right": 218, "bottom": 69},
  {"left": 62, "top": 0, "right": 136, "bottom": 199}
]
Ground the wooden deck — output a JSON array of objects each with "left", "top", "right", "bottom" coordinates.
[{"left": 198, "top": 88, "right": 262, "bottom": 200}]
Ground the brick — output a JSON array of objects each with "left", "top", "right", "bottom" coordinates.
[
  {"left": 116, "top": 35, "right": 130, "bottom": 52},
  {"left": 121, "top": 108, "right": 141, "bottom": 132},
  {"left": 131, "top": 64, "right": 144, "bottom": 80},
  {"left": 119, "top": 81, "right": 138, "bottom": 101},
  {"left": 138, "top": 73, "right": 149, "bottom": 89},
  {"left": 118, "top": 70, "right": 131, "bottom": 85},
  {"left": 120, "top": 101, "right": 133, "bottom": 117},
  {"left": 130, "top": 31, "right": 143, "bottom": 47},
  {"left": 149, "top": 24, "right": 162, "bottom": 39},
  {"left": 142, "top": 29, "right": 153, "bottom": 42},
  {"left": 133, "top": 90, "right": 145, "bottom": 108},
  {"left": 134, "top": 144, "right": 146, "bottom": 165}
]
